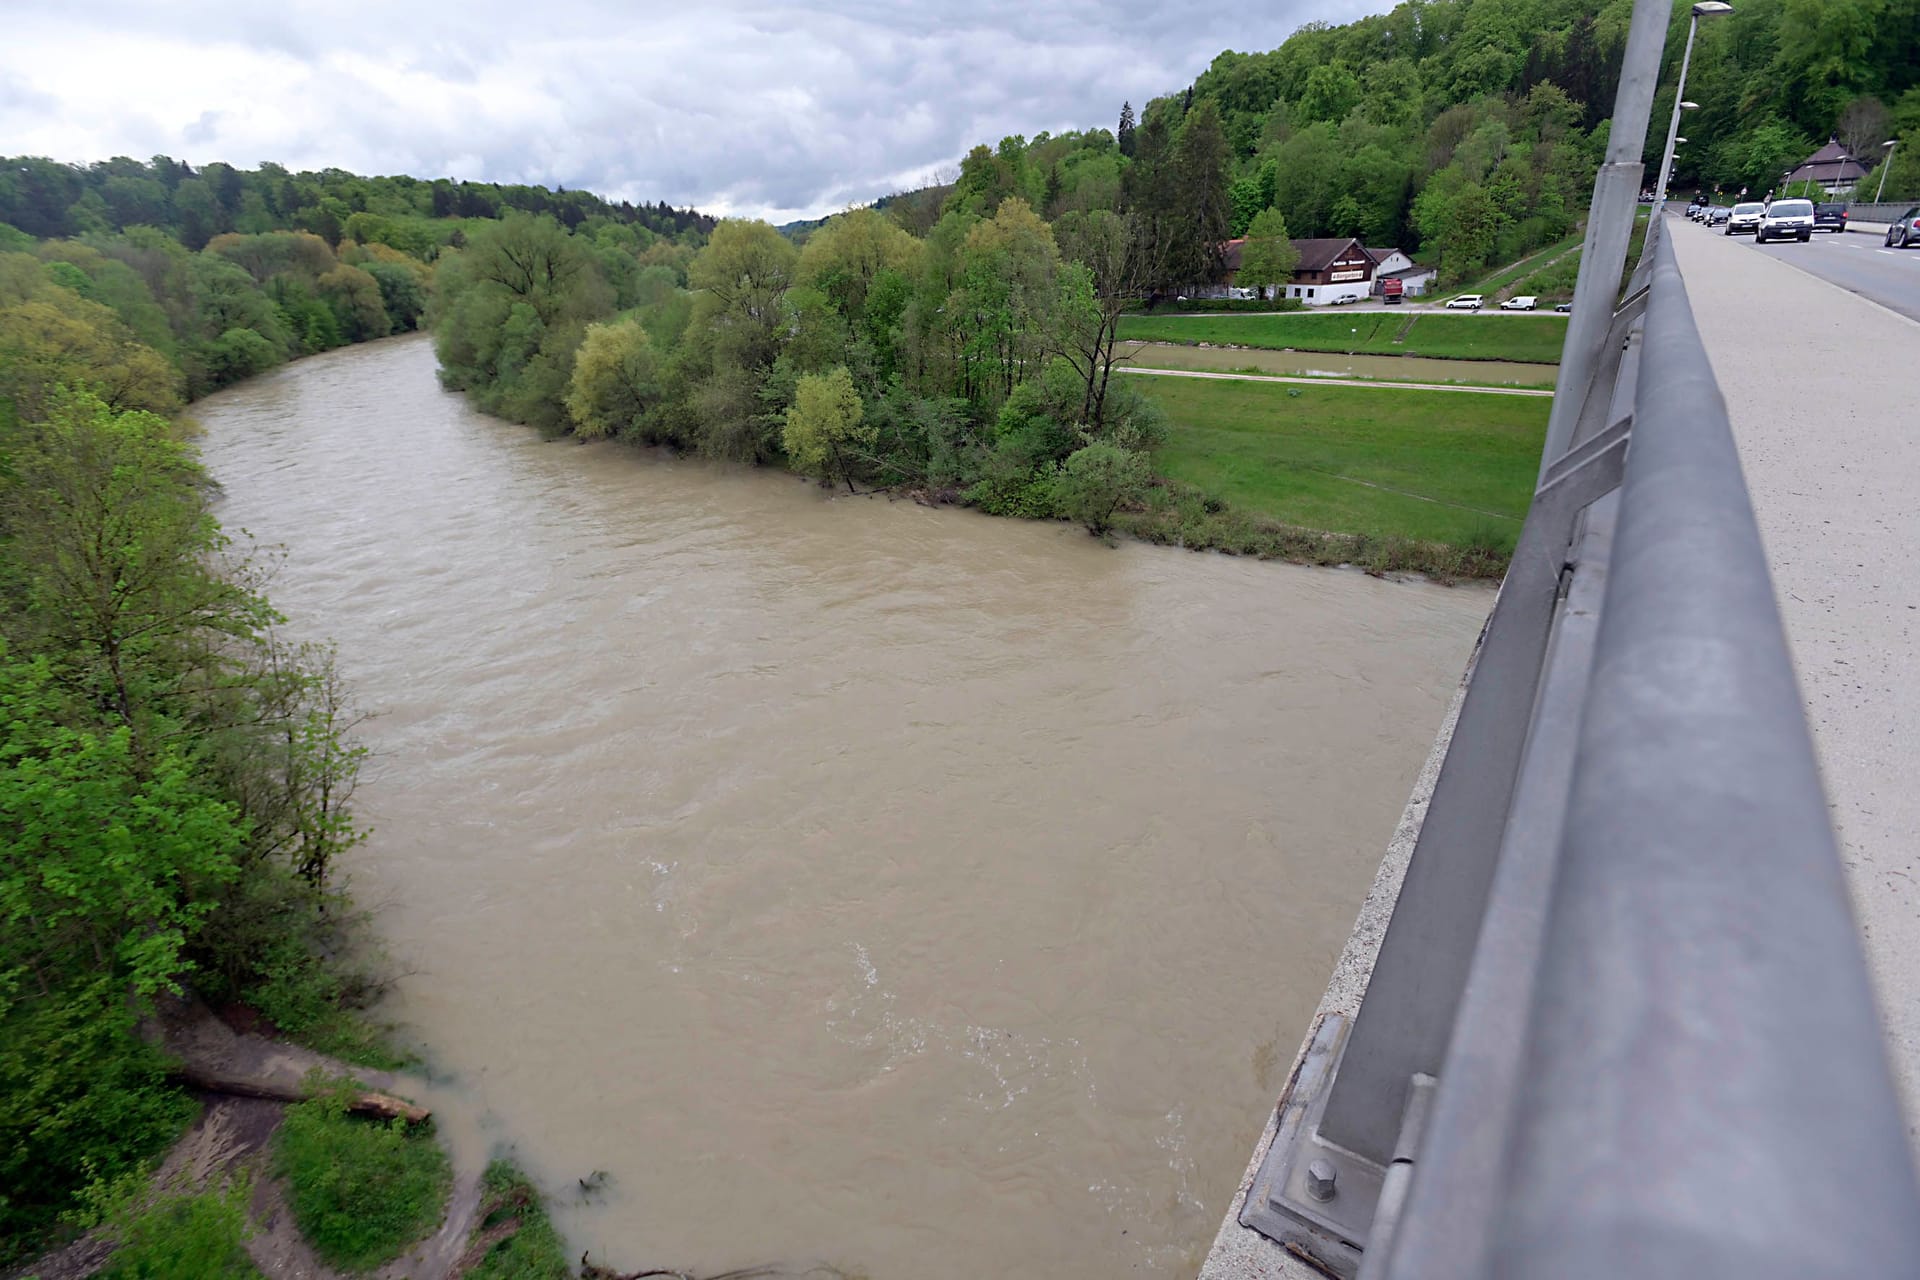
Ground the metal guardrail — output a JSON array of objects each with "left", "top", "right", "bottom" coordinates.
[
  {"left": 1233, "top": 1, "right": 1920, "bottom": 1268},
  {"left": 1239, "top": 214, "right": 1920, "bottom": 1280},
  {"left": 1839, "top": 201, "right": 1914, "bottom": 224}
]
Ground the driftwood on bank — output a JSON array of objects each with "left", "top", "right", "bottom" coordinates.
[
  {"left": 167, "top": 1062, "right": 431, "bottom": 1123},
  {"left": 581, "top": 1260, "right": 854, "bottom": 1280}
]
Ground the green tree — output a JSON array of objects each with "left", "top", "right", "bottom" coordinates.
[
  {"left": 315, "top": 264, "right": 391, "bottom": 342},
  {"left": 0, "top": 276, "right": 182, "bottom": 421},
  {"left": 688, "top": 219, "right": 798, "bottom": 373},
  {"left": 782, "top": 365, "right": 870, "bottom": 491},
  {"left": 795, "top": 207, "right": 921, "bottom": 325},
  {"left": 1052, "top": 210, "right": 1149, "bottom": 426},
  {"left": 2, "top": 392, "right": 274, "bottom": 736},
  {"left": 1237, "top": 207, "right": 1300, "bottom": 295},
  {"left": 1298, "top": 64, "right": 1361, "bottom": 124},
  {"left": 564, "top": 319, "right": 657, "bottom": 440},
  {"left": 1056, "top": 442, "right": 1149, "bottom": 536}
]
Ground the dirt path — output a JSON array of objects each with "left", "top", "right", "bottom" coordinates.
[{"left": 1115, "top": 365, "right": 1555, "bottom": 397}]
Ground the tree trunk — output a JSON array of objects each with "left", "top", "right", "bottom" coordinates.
[{"left": 169, "top": 1063, "right": 430, "bottom": 1123}]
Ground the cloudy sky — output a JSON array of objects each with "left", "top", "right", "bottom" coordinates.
[{"left": 2, "top": 0, "right": 1386, "bottom": 222}]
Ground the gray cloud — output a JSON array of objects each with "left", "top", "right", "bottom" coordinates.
[{"left": 1, "top": 0, "right": 1384, "bottom": 220}]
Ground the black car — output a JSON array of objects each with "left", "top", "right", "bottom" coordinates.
[
  {"left": 1888, "top": 208, "right": 1920, "bottom": 248},
  {"left": 1812, "top": 203, "right": 1849, "bottom": 233}
]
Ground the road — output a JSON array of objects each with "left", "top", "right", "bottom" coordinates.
[{"left": 1670, "top": 213, "right": 1920, "bottom": 322}]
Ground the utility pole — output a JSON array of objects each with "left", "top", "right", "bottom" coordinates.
[
  {"left": 1539, "top": 0, "right": 1684, "bottom": 478},
  {"left": 1652, "top": 2, "right": 1733, "bottom": 217}
]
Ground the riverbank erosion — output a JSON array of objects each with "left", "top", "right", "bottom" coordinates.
[{"left": 184, "top": 333, "right": 1495, "bottom": 1279}]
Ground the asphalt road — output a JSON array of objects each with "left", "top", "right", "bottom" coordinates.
[{"left": 1673, "top": 214, "right": 1920, "bottom": 323}]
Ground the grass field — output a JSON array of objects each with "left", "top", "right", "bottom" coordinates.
[
  {"left": 1117, "top": 312, "right": 1569, "bottom": 364},
  {"left": 1129, "top": 372, "right": 1547, "bottom": 548}
]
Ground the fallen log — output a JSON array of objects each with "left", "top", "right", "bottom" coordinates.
[{"left": 168, "top": 1063, "right": 430, "bottom": 1124}]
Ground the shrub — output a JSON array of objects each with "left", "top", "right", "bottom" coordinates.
[
  {"left": 1056, "top": 443, "right": 1150, "bottom": 536},
  {"left": 273, "top": 1086, "right": 449, "bottom": 1272},
  {"left": 963, "top": 469, "right": 1059, "bottom": 519},
  {"left": 0, "top": 990, "right": 196, "bottom": 1264},
  {"left": 461, "top": 1162, "right": 571, "bottom": 1280},
  {"left": 87, "top": 1174, "right": 261, "bottom": 1280}
]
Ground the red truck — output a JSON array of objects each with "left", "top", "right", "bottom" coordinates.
[{"left": 1381, "top": 277, "right": 1405, "bottom": 304}]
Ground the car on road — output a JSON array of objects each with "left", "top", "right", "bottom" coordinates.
[
  {"left": 1554, "top": 302, "right": 1572, "bottom": 312},
  {"left": 1707, "top": 206, "right": 1730, "bottom": 226},
  {"left": 1445, "top": 294, "right": 1483, "bottom": 310},
  {"left": 1500, "top": 295, "right": 1538, "bottom": 311},
  {"left": 1755, "top": 199, "right": 1815, "bottom": 243},
  {"left": 1886, "top": 207, "right": 1920, "bottom": 248},
  {"left": 1330, "top": 293, "right": 1362, "bottom": 305},
  {"left": 1725, "top": 202, "right": 1766, "bottom": 235},
  {"left": 1813, "top": 203, "right": 1849, "bottom": 233}
]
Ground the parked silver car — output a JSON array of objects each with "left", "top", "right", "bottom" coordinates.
[
  {"left": 1725, "top": 202, "right": 1766, "bottom": 235},
  {"left": 1886, "top": 207, "right": 1920, "bottom": 248}
]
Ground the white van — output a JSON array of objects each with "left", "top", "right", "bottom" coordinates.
[
  {"left": 1500, "top": 295, "right": 1538, "bottom": 311},
  {"left": 1445, "top": 294, "right": 1484, "bottom": 311}
]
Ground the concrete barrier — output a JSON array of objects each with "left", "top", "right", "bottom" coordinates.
[{"left": 1844, "top": 201, "right": 1916, "bottom": 224}]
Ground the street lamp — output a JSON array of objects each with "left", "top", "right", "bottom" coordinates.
[
  {"left": 1876, "top": 138, "right": 1899, "bottom": 203},
  {"left": 1654, "top": 2, "right": 1734, "bottom": 215}
]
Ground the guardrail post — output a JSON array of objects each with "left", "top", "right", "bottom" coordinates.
[{"left": 1538, "top": 0, "right": 1669, "bottom": 479}]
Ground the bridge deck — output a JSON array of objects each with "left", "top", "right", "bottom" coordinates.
[{"left": 1667, "top": 217, "right": 1920, "bottom": 1134}]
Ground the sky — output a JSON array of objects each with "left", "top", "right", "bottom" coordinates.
[{"left": 0, "top": 0, "right": 1383, "bottom": 222}]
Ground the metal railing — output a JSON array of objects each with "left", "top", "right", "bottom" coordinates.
[{"left": 1233, "top": 1, "right": 1920, "bottom": 1269}]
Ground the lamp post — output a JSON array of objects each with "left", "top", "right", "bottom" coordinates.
[
  {"left": 1654, "top": 1, "right": 1733, "bottom": 216},
  {"left": 1876, "top": 138, "right": 1899, "bottom": 204}
]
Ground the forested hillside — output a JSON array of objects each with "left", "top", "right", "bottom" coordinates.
[
  {"left": 0, "top": 156, "right": 712, "bottom": 251},
  {"left": 0, "top": 277, "right": 376, "bottom": 1260},
  {"left": 930, "top": 0, "right": 1917, "bottom": 283},
  {"left": 0, "top": 160, "right": 710, "bottom": 405}
]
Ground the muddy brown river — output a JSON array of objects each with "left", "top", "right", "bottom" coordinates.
[{"left": 194, "top": 334, "right": 1489, "bottom": 1278}]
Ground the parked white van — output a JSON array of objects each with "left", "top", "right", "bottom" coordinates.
[
  {"left": 1445, "top": 294, "right": 1484, "bottom": 310},
  {"left": 1500, "top": 295, "right": 1538, "bottom": 311}
]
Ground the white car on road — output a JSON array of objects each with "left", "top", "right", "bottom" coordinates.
[
  {"left": 1725, "top": 202, "right": 1766, "bottom": 235},
  {"left": 1755, "top": 198, "right": 1815, "bottom": 243},
  {"left": 1445, "top": 294, "right": 1484, "bottom": 310},
  {"left": 1500, "top": 295, "right": 1538, "bottom": 311}
]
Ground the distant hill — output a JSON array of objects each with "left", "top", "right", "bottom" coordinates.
[{"left": 0, "top": 156, "right": 717, "bottom": 251}]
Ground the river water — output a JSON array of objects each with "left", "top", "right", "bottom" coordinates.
[{"left": 193, "top": 334, "right": 1490, "bottom": 1279}]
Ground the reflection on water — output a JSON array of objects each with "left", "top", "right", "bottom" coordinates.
[{"left": 194, "top": 334, "right": 1488, "bottom": 1279}]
